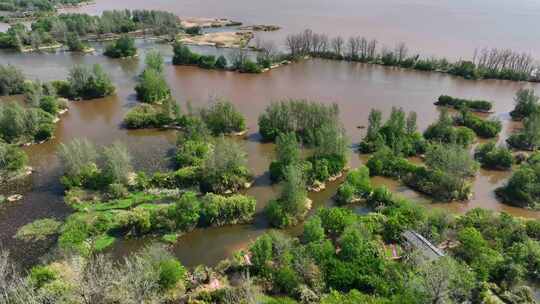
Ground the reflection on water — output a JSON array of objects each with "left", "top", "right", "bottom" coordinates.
[{"left": 0, "top": 38, "right": 539, "bottom": 268}]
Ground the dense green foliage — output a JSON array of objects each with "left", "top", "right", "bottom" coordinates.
[
  {"left": 367, "top": 143, "right": 478, "bottom": 201},
  {"left": 0, "top": 101, "right": 56, "bottom": 144},
  {"left": 199, "top": 99, "right": 246, "bottom": 135},
  {"left": 454, "top": 109, "right": 502, "bottom": 138},
  {"left": 123, "top": 100, "right": 180, "bottom": 129},
  {"left": 0, "top": 141, "right": 28, "bottom": 180},
  {"left": 15, "top": 218, "right": 61, "bottom": 241},
  {"left": 104, "top": 35, "right": 137, "bottom": 58},
  {"left": 258, "top": 99, "right": 339, "bottom": 144},
  {"left": 507, "top": 110, "right": 540, "bottom": 151},
  {"left": 200, "top": 136, "right": 252, "bottom": 194},
  {"left": 0, "top": 10, "right": 180, "bottom": 50},
  {"left": 335, "top": 166, "right": 372, "bottom": 205},
  {"left": 58, "top": 139, "right": 131, "bottom": 190},
  {"left": 0, "top": 64, "right": 25, "bottom": 95},
  {"left": 135, "top": 52, "right": 171, "bottom": 103},
  {"left": 510, "top": 88, "right": 539, "bottom": 120},
  {"left": 269, "top": 132, "right": 301, "bottom": 182},
  {"left": 435, "top": 95, "right": 493, "bottom": 112},
  {"left": 60, "top": 64, "right": 115, "bottom": 100},
  {"left": 359, "top": 108, "right": 425, "bottom": 155},
  {"left": 496, "top": 152, "right": 540, "bottom": 209},
  {"left": 474, "top": 142, "right": 513, "bottom": 170},
  {"left": 172, "top": 41, "right": 265, "bottom": 73},
  {"left": 423, "top": 109, "right": 475, "bottom": 146},
  {"left": 266, "top": 164, "right": 309, "bottom": 228}
]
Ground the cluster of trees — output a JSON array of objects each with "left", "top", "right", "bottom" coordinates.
[
  {"left": 283, "top": 29, "right": 540, "bottom": 82},
  {"left": 53, "top": 64, "right": 115, "bottom": 100},
  {"left": 0, "top": 142, "right": 28, "bottom": 182},
  {"left": 0, "top": 64, "right": 26, "bottom": 95},
  {"left": 0, "top": 101, "right": 57, "bottom": 144},
  {"left": 172, "top": 42, "right": 266, "bottom": 73},
  {"left": 250, "top": 197, "right": 540, "bottom": 303},
  {"left": 104, "top": 35, "right": 137, "bottom": 58},
  {"left": 172, "top": 116, "right": 251, "bottom": 194},
  {"left": 258, "top": 99, "right": 340, "bottom": 144},
  {"left": 435, "top": 94, "right": 493, "bottom": 112},
  {"left": 359, "top": 108, "right": 425, "bottom": 155},
  {"left": 507, "top": 89, "right": 540, "bottom": 150},
  {"left": 135, "top": 50, "right": 170, "bottom": 103},
  {"left": 263, "top": 100, "right": 349, "bottom": 186},
  {"left": 0, "top": 9, "right": 180, "bottom": 51},
  {"left": 123, "top": 100, "right": 181, "bottom": 129},
  {"left": 367, "top": 144, "right": 478, "bottom": 201},
  {"left": 496, "top": 152, "right": 540, "bottom": 209},
  {"left": 474, "top": 141, "right": 514, "bottom": 170},
  {"left": 0, "top": 0, "right": 86, "bottom": 13},
  {"left": 423, "top": 109, "right": 476, "bottom": 146},
  {"left": 454, "top": 109, "right": 502, "bottom": 138},
  {"left": 58, "top": 139, "right": 133, "bottom": 193}
]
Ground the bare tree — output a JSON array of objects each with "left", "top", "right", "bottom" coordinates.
[{"left": 331, "top": 36, "right": 344, "bottom": 57}]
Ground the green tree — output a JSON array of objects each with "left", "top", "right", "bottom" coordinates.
[
  {"left": 201, "top": 136, "right": 250, "bottom": 193},
  {"left": 104, "top": 35, "right": 137, "bottom": 58},
  {"left": 101, "top": 142, "right": 132, "bottom": 185},
  {"left": 0, "top": 64, "right": 25, "bottom": 96},
  {"left": 145, "top": 50, "right": 164, "bottom": 73},
  {"left": 510, "top": 88, "right": 539, "bottom": 120},
  {"left": 66, "top": 31, "right": 85, "bottom": 52},
  {"left": 269, "top": 132, "right": 301, "bottom": 181},
  {"left": 199, "top": 99, "right": 246, "bottom": 135},
  {"left": 135, "top": 68, "right": 171, "bottom": 103}
]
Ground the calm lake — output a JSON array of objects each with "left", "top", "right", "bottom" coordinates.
[{"left": 1, "top": 0, "right": 540, "bottom": 268}]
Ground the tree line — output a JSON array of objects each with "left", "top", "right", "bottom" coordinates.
[{"left": 284, "top": 29, "right": 540, "bottom": 82}]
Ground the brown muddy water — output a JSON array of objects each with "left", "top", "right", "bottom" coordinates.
[{"left": 1, "top": 39, "right": 540, "bottom": 268}]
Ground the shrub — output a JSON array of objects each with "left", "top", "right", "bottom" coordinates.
[
  {"left": 172, "top": 191, "right": 200, "bottom": 231},
  {"left": 124, "top": 104, "right": 161, "bottom": 128},
  {"left": 455, "top": 110, "right": 501, "bottom": 138},
  {"left": 507, "top": 111, "right": 540, "bottom": 150},
  {"left": 65, "top": 64, "right": 115, "bottom": 100},
  {"left": 0, "top": 142, "right": 28, "bottom": 176},
  {"left": 336, "top": 166, "right": 372, "bottom": 204},
  {"left": 15, "top": 218, "right": 62, "bottom": 241},
  {"left": 0, "top": 64, "right": 25, "bottom": 95},
  {"left": 266, "top": 165, "right": 308, "bottom": 228},
  {"left": 104, "top": 35, "right": 137, "bottom": 58},
  {"left": 496, "top": 161, "right": 540, "bottom": 209},
  {"left": 474, "top": 142, "right": 513, "bottom": 170},
  {"left": 172, "top": 41, "right": 200, "bottom": 65},
  {"left": 175, "top": 139, "right": 210, "bottom": 168},
  {"left": 199, "top": 99, "right": 246, "bottom": 135},
  {"left": 435, "top": 95, "right": 493, "bottom": 112},
  {"left": 158, "top": 258, "right": 186, "bottom": 289},
  {"left": 424, "top": 109, "right": 475, "bottom": 146},
  {"left": 215, "top": 55, "right": 228, "bottom": 69},
  {"left": 239, "top": 59, "right": 262, "bottom": 73},
  {"left": 198, "top": 55, "right": 216, "bottom": 69},
  {"left": 185, "top": 26, "right": 201, "bottom": 35},
  {"left": 359, "top": 108, "right": 425, "bottom": 155},
  {"left": 30, "top": 266, "right": 57, "bottom": 288},
  {"left": 199, "top": 193, "right": 256, "bottom": 227},
  {"left": 270, "top": 132, "right": 301, "bottom": 182},
  {"left": 200, "top": 136, "right": 251, "bottom": 194},
  {"left": 39, "top": 95, "right": 60, "bottom": 115}
]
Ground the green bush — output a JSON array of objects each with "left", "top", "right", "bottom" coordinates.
[
  {"left": 172, "top": 191, "right": 200, "bottom": 231},
  {"left": 104, "top": 35, "right": 137, "bottom": 58},
  {"left": 435, "top": 95, "right": 493, "bottom": 112},
  {"left": 0, "top": 142, "right": 28, "bottom": 175},
  {"left": 39, "top": 95, "right": 60, "bottom": 115},
  {"left": 455, "top": 110, "right": 501, "bottom": 138},
  {"left": 135, "top": 68, "right": 171, "bottom": 103},
  {"left": 158, "top": 259, "right": 186, "bottom": 289},
  {"left": 510, "top": 88, "right": 539, "bottom": 120},
  {"left": 424, "top": 109, "right": 475, "bottom": 146},
  {"left": 474, "top": 142, "right": 513, "bottom": 170},
  {"left": 30, "top": 266, "right": 57, "bottom": 288},
  {"left": 0, "top": 64, "right": 25, "bottom": 95},
  {"left": 336, "top": 166, "right": 372, "bottom": 204},
  {"left": 199, "top": 193, "right": 256, "bottom": 227},
  {"left": 360, "top": 108, "right": 426, "bottom": 156},
  {"left": 15, "top": 218, "right": 62, "bottom": 241},
  {"left": 258, "top": 99, "right": 339, "bottom": 144},
  {"left": 124, "top": 104, "right": 162, "bottom": 128},
  {"left": 199, "top": 99, "right": 246, "bottom": 135},
  {"left": 65, "top": 64, "right": 115, "bottom": 100}
]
